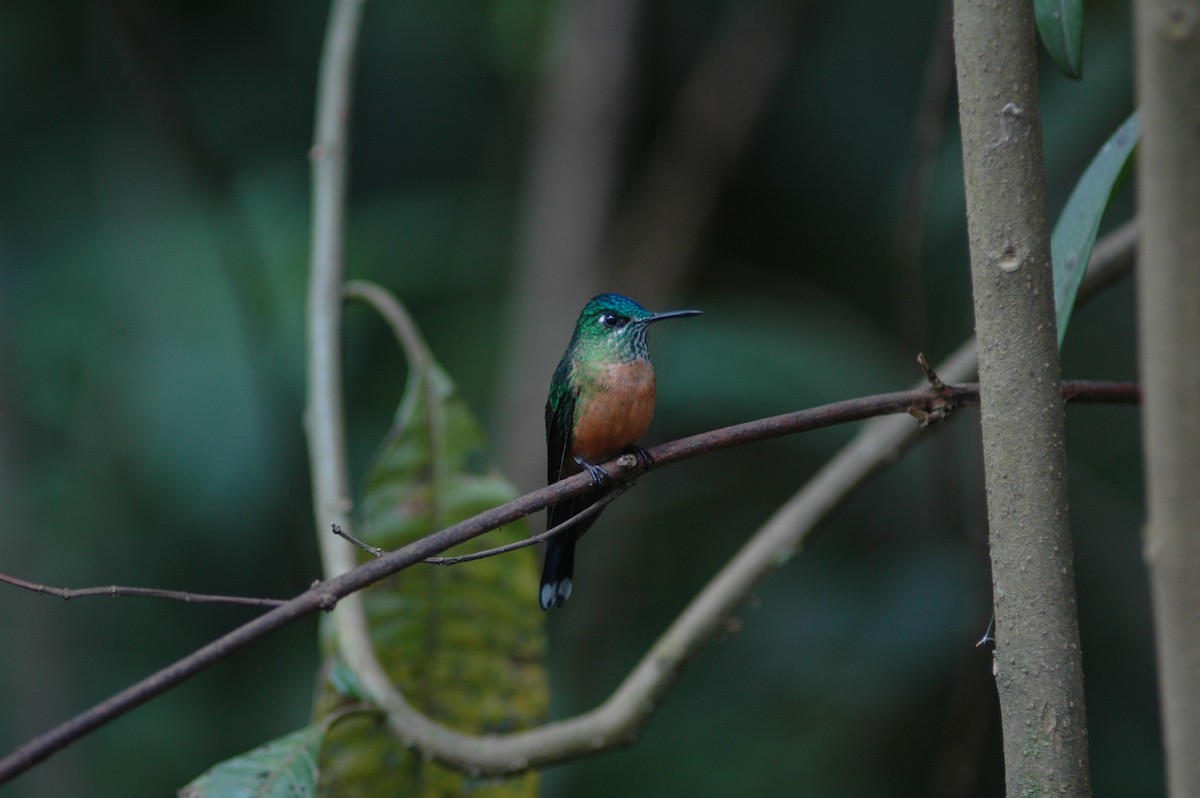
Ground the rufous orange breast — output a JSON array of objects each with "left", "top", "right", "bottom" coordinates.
[{"left": 570, "top": 359, "right": 657, "bottom": 463}]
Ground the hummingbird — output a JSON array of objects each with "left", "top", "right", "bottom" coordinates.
[{"left": 540, "top": 293, "right": 702, "bottom": 610}]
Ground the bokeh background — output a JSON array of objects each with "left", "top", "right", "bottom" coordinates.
[{"left": 0, "top": 1, "right": 1151, "bottom": 796}]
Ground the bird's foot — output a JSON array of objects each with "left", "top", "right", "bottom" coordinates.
[
  {"left": 615, "top": 447, "right": 653, "bottom": 473},
  {"left": 575, "top": 456, "right": 610, "bottom": 487},
  {"left": 629, "top": 446, "right": 654, "bottom": 468}
]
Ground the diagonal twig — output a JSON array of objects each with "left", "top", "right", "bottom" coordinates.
[
  {"left": 0, "top": 572, "right": 286, "bottom": 608},
  {"left": 423, "top": 483, "right": 632, "bottom": 566}
]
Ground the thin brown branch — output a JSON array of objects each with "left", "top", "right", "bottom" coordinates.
[
  {"left": 0, "top": 379, "right": 1138, "bottom": 785},
  {"left": 423, "top": 482, "right": 632, "bottom": 567},
  {"left": 0, "top": 572, "right": 286, "bottom": 608},
  {"left": 916, "top": 351, "right": 947, "bottom": 390},
  {"left": 331, "top": 524, "right": 384, "bottom": 559},
  {"left": 329, "top": 495, "right": 630, "bottom": 567}
]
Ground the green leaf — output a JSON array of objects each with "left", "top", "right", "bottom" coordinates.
[
  {"left": 1052, "top": 111, "right": 1139, "bottom": 347},
  {"left": 315, "top": 295, "right": 548, "bottom": 798},
  {"left": 179, "top": 724, "right": 325, "bottom": 798},
  {"left": 1035, "top": 0, "right": 1084, "bottom": 78}
]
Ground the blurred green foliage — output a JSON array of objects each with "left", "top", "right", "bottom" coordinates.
[{"left": 0, "top": 1, "right": 1151, "bottom": 797}]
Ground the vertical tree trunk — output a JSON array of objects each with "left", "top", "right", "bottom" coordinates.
[
  {"left": 1134, "top": 0, "right": 1200, "bottom": 794},
  {"left": 951, "top": 1, "right": 1092, "bottom": 794}
]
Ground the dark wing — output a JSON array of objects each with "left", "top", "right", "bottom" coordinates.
[
  {"left": 541, "top": 356, "right": 605, "bottom": 607},
  {"left": 545, "top": 356, "right": 576, "bottom": 486},
  {"left": 544, "top": 357, "right": 603, "bottom": 533}
]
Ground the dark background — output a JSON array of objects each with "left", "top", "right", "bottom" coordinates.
[{"left": 0, "top": 1, "right": 1152, "bottom": 796}]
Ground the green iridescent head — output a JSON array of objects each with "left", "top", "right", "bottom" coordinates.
[{"left": 568, "top": 293, "right": 702, "bottom": 362}]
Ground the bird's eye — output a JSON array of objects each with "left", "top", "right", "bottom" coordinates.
[{"left": 598, "top": 313, "right": 624, "bottom": 328}]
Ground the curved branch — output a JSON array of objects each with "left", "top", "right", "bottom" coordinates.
[
  {"left": 307, "top": 0, "right": 366, "bottom": 587},
  {"left": 344, "top": 280, "right": 431, "bottom": 374},
  {"left": 335, "top": 284, "right": 461, "bottom": 767},
  {"left": 0, "top": 379, "right": 1139, "bottom": 784}
]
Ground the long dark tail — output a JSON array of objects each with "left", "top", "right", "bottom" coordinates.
[
  {"left": 541, "top": 485, "right": 609, "bottom": 609},
  {"left": 539, "top": 532, "right": 576, "bottom": 610}
]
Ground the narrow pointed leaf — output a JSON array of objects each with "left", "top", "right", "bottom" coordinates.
[
  {"left": 314, "top": 300, "right": 548, "bottom": 797},
  {"left": 179, "top": 724, "right": 325, "bottom": 798},
  {"left": 1052, "top": 111, "right": 1139, "bottom": 346},
  {"left": 1035, "top": 0, "right": 1084, "bottom": 78}
]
